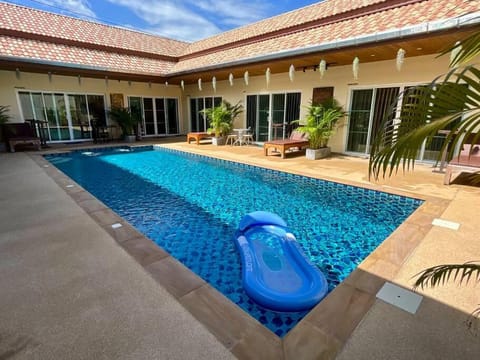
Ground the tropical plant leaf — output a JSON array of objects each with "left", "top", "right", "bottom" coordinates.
[
  {"left": 0, "top": 105, "right": 11, "bottom": 124},
  {"left": 441, "top": 30, "right": 480, "bottom": 67},
  {"left": 413, "top": 262, "right": 480, "bottom": 290},
  {"left": 369, "top": 64, "right": 480, "bottom": 182}
]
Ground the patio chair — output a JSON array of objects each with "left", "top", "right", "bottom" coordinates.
[
  {"left": 226, "top": 133, "right": 237, "bottom": 146},
  {"left": 242, "top": 128, "right": 254, "bottom": 145},
  {"left": 263, "top": 130, "right": 309, "bottom": 158},
  {"left": 3, "top": 122, "right": 41, "bottom": 152},
  {"left": 444, "top": 143, "right": 480, "bottom": 184},
  {"left": 92, "top": 120, "right": 110, "bottom": 143}
]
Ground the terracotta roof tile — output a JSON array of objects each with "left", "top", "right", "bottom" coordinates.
[
  {"left": 182, "top": 0, "right": 388, "bottom": 55},
  {"left": 0, "top": 35, "right": 175, "bottom": 75},
  {"left": 0, "top": 2, "right": 188, "bottom": 58},
  {"left": 0, "top": 0, "right": 478, "bottom": 78},
  {"left": 173, "top": 0, "right": 480, "bottom": 73}
]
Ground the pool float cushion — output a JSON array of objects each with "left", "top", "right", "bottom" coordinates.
[{"left": 235, "top": 211, "right": 328, "bottom": 312}]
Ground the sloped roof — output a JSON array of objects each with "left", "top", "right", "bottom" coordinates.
[
  {"left": 0, "top": 0, "right": 479, "bottom": 80},
  {"left": 174, "top": 0, "right": 480, "bottom": 74},
  {"left": 0, "top": 2, "right": 188, "bottom": 58},
  {"left": 182, "top": 0, "right": 388, "bottom": 56},
  {"left": 0, "top": 35, "right": 175, "bottom": 75}
]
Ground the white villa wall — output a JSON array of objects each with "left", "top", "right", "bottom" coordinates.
[{"left": 0, "top": 53, "right": 452, "bottom": 151}]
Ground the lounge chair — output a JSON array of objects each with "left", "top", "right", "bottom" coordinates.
[
  {"left": 263, "top": 131, "right": 309, "bottom": 158},
  {"left": 187, "top": 132, "right": 212, "bottom": 145},
  {"left": 3, "top": 122, "right": 41, "bottom": 152},
  {"left": 444, "top": 143, "right": 480, "bottom": 184}
]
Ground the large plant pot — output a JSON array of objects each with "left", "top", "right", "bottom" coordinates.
[
  {"left": 212, "top": 136, "right": 225, "bottom": 146},
  {"left": 124, "top": 135, "right": 136, "bottom": 143},
  {"left": 306, "top": 147, "right": 331, "bottom": 160}
]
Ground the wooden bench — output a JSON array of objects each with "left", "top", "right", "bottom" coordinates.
[
  {"left": 263, "top": 131, "right": 309, "bottom": 158},
  {"left": 187, "top": 132, "right": 212, "bottom": 145},
  {"left": 3, "top": 123, "right": 41, "bottom": 152}
]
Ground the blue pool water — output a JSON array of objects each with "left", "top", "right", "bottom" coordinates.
[{"left": 46, "top": 146, "right": 423, "bottom": 336}]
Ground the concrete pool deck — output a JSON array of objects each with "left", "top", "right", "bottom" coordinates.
[{"left": 1, "top": 138, "right": 479, "bottom": 359}]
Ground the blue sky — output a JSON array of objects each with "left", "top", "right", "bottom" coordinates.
[{"left": 6, "top": 0, "right": 321, "bottom": 42}]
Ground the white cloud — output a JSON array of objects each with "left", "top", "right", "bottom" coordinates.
[
  {"left": 36, "top": 0, "right": 96, "bottom": 18},
  {"left": 105, "top": 0, "right": 269, "bottom": 41}
]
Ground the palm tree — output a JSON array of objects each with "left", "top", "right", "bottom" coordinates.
[{"left": 369, "top": 29, "right": 480, "bottom": 325}]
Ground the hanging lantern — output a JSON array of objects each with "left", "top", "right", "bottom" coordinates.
[
  {"left": 229, "top": 73, "right": 234, "bottom": 86},
  {"left": 244, "top": 71, "right": 249, "bottom": 86},
  {"left": 212, "top": 76, "right": 217, "bottom": 93},
  {"left": 288, "top": 64, "right": 295, "bottom": 82},
  {"left": 352, "top": 57, "right": 359, "bottom": 80},
  {"left": 165, "top": 81, "right": 168, "bottom": 87},
  {"left": 319, "top": 60, "right": 326, "bottom": 79},
  {"left": 396, "top": 49, "right": 406, "bottom": 71},
  {"left": 198, "top": 78, "right": 202, "bottom": 91},
  {"left": 450, "top": 41, "right": 462, "bottom": 67},
  {"left": 266, "top": 68, "right": 271, "bottom": 87},
  {"left": 180, "top": 80, "right": 184, "bottom": 91}
]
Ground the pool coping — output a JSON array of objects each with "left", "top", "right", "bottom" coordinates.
[{"left": 30, "top": 147, "right": 449, "bottom": 359}]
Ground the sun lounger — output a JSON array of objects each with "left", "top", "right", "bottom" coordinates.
[
  {"left": 263, "top": 131, "right": 309, "bottom": 158},
  {"left": 444, "top": 143, "right": 480, "bottom": 184},
  {"left": 187, "top": 132, "right": 212, "bottom": 145},
  {"left": 3, "top": 123, "right": 41, "bottom": 152}
]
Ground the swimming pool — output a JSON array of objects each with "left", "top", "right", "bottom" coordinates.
[{"left": 46, "top": 146, "right": 423, "bottom": 336}]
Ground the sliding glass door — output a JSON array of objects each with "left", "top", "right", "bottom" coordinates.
[
  {"left": 246, "top": 92, "right": 301, "bottom": 142},
  {"left": 18, "top": 91, "right": 105, "bottom": 142},
  {"left": 347, "top": 87, "right": 399, "bottom": 154},
  {"left": 129, "top": 97, "right": 180, "bottom": 136},
  {"left": 346, "top": 85, "right": 458, "bottom": 162}
]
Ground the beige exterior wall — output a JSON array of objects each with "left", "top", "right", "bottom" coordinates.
[
  {"left": 181, "top": 53, "right": 451, "bottom": 152},
  {"left": 0, "top": 53, "right": 451, "bottom": 150},
  {"left": 0, "top": 70, "right": 184, "bottom": 137}
]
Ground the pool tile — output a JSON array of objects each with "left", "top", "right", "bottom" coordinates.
[
  {"left": 89, "top": 208, "right": 123, "bottom": 225},
  {"left": 69, "top": 190, "right": 97, "bottom": 203},
  {"left": 102, "top": 221, "right": 143, "bottom": 243},
  {"left": 146, "top": 257, "right": 205, "bottom": 299},
  {"left": 120, "top": 236, "right": 169, "bottom": 266},
  {"left": 231, "top": 323, "right": 283, "bottom": 359},
  {"left": 283, "top": 321, "right": 342, "bottom": 360},
  {"left": 344, "top": 258, "right": 399, "bottom": 295},
  {"left": 77, "top": 199, "right": 109, "bottom": 214},
  {"left": 303, "top": 283, "right": 375, "bottom": 343},
  {"left": 373, "top": 223, "right": 427, "bottom": 266},
  {"left": 179, "top": 284, "right": 259, "bottom": 349}
]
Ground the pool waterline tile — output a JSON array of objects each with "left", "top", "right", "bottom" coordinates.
[{"left": 36, "top": 146, "right": 445, "bottom": 360}]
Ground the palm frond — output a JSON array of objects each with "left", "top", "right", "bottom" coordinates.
[
  {"left": 369, "top": 64, "right": 480, "bottom": 180},
  {"left": 413, "top": 262, "right": 480, "bottom": 290},
  {"left": 441, "top": 30, "right": 480, "bottom": 67}
]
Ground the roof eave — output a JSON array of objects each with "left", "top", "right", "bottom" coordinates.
[
  {"left": 0, "top": 55, "right": 168, "bottom": 82},
  {"left": 168, "top": 12, "right": 480, "bottom": 78}
]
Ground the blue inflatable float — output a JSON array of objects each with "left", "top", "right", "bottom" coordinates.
[{"left": 234, "top": 211, "right": 328, "bottom": 312}]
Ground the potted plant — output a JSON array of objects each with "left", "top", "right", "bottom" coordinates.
[
  {"left": 0, "top": 105, "right": 11, "bottom": 152},
  {"left": 108, "top": 106, "right": 140, "bottom": 142},
  {"left": 201, "top": 100, "right": 243, "bottom": 145},
  {"left": 295, "top": 98, "right": 345, "bottom": 160}
]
